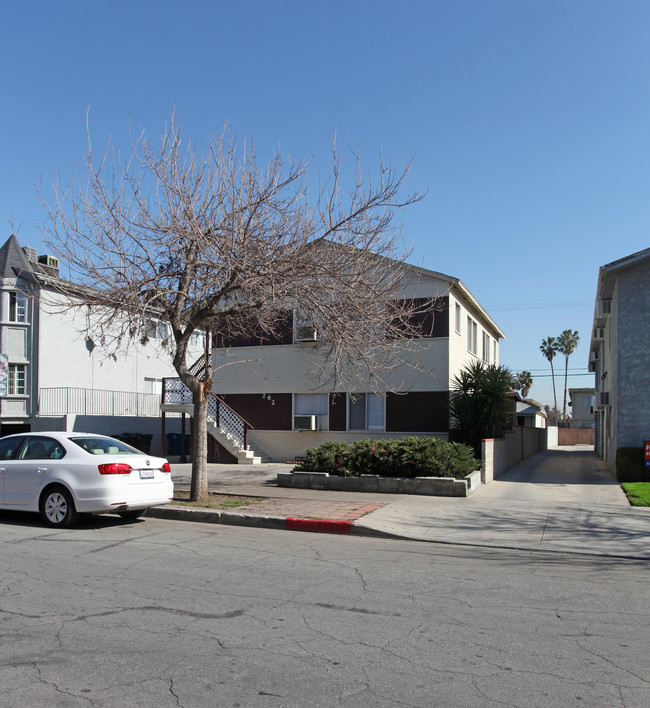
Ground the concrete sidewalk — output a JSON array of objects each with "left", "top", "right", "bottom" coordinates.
[{"left": 152, "top": 446, "right": 650, "bottom": 559}]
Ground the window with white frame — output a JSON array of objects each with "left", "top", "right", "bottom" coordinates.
[
  {"left": 467, "top": 317, "right": 478, "bottom": 355},
  {"left": 9, "top": 292, "right": 27, "bottom": 323},
  {"left": 455, "top": 303, "right": 461, "bottom": 334},
  {"left": 482, "top": 332, "right": 490, "bottom": 363},
  {"left": 8, "top": 364, "right": 26, "bottom": 395},
  {"left": 349, "top": 393, "right": 384, "bottom": 431},
  {"left": 581, "top": 394, "right": 594, "bottom": 408},
  {"left": 190, "top": 330, "right": 204, "bottom": 348},
  {"left": 493, "top": 340, "right": 497, "bottom": 363},
  {"left": 146, "top": 321, "right": 170, "bottom": 340},
  {"left": 144, "top": 377, "right": 163, "bottom": 395},
  {"left": 294, "top": 393, "right": 328, "bottom": 416}
]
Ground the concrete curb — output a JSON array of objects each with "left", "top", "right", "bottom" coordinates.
[
  {"left": 142, "top": 505, "right": 650, "bottom": 558},
  {"left": 145, "top": 505, "right": 377, "bottom": 537}
]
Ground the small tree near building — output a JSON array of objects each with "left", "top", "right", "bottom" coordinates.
[
  {"left": 449, "top": 361, "right": 516, "bottom": 455},
  {"left": 41, "top": 112, "right": 424, "bottom": 501}
]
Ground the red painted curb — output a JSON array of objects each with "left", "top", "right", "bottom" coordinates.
[{"left": 285, "top": 517, "right": 352, "bottom": 534}]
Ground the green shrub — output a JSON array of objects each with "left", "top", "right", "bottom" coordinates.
[
  {"left": 293, "top": 438, "right": 479, "bottom": 480},
  {"left": 616, "top": 447, "right": 649, "bottom": 482}
]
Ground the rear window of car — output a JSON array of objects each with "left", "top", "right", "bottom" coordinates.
[{"left": 69, "top": 437, "right": 142, "bottom": 456}]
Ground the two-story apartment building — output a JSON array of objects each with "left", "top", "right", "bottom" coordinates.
[
  {"left": 589, "top": 247, "right": 650, "bottom": 470},
  {"left": 0, "top": 234, "right": 200, "bottom": 452},
  {"left": 208, "top": 261, "right": 505, "bottom": 461},
  {"left": 568, "top": 387, "right": 595, "bottom": 429}
]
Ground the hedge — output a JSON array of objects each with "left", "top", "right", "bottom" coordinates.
[
  {"left": 293, "top": 437, "right": 479, "bottom": 480},
  {"left": 616, "top": 447, "right": 649, "bottom": 482}
]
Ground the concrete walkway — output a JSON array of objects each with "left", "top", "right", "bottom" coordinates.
[{"left": 158, "top": 446, "right": 650, "bottom": 559}]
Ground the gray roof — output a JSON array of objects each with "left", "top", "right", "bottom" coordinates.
[{"left": 0, "top": 235, "right": 34, "bottom": 278}]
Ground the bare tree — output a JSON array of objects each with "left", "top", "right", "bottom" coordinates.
[{"left": 41, "top": 111, "right": 425, "bottom": 500}]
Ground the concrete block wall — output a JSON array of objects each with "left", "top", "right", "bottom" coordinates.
[{"left": 482, "top": 426, "right": 548, "bottom": 481}]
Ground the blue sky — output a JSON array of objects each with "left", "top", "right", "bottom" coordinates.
[{"left": 2, "top": 0, "right": 649, "bottom": 409}]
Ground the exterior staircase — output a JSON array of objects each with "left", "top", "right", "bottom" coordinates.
[{"left": 161, "top": 374, "right": 264, "bottom": 464}]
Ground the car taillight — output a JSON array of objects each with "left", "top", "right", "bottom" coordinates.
[
  {"left": 161, "top": 462, "right": 171, "bottom": 474},
  {"left": 98, "top": 463, "right": 133, "bottom": 475}
]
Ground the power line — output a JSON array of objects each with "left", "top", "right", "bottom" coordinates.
[{"left": 487, "top": 300, "right": 593, "bottom": 311}]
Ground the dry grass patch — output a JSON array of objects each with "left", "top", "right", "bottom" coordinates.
[{"left": 172, "top": 491, "right": 267, "bottom": 510}]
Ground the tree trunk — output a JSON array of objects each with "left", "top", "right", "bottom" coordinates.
[
  {"left": 190, "top": 393, "right": 209, "bottom": 501},
  {"left": 550, "top": 360, "right": 558, "bottom": 414},
  {"left": 563, "top": 358, "right": 569, "bottom": 420}
]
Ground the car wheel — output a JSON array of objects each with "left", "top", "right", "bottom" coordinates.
[
  {"left": 118, "top": 509, "right": 145, "bottom": 521},
  {"left": 40, "top": 486, "right": 79, "bottom": 528}
]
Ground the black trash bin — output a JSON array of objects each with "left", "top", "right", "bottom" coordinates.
[
  {"left": 166, "top": 433, "right": 182, "bottom": 456},
  {"left": 114, "top": 433, "right": 152, "bottom": 453},
  {"left": 135, "top": 434, "right": 153, "bottom": 454},
  {"left": 113, "top": 433, "right": 137, "bottom": 448}
]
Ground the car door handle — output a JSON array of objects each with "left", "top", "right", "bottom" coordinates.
[{"left": 37, "top": 467, "right": 48, "bottom": 473}]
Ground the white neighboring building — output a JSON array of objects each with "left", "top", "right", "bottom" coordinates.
[
  {"left": 589, "top": 247, "right": 650, "bottom": 470},
  {"left": 0, "top": 235, "right": 202, "bottom": 454},
  {"left": 204, "top": 261, "right": 505, "bottom": 462}
]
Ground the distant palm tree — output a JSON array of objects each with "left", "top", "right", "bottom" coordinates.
[
  {"left": 516, "top": 370, "right": 533, "bottom": 398},
  {"left": 557, "top": 329, "right": 580, "bottom": 420},
  {"left": 539, "top": 336, "right": 559, "bottom": 414}
]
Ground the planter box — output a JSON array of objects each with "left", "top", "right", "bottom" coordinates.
[{"left": 277, "top": 470, "right": 481, "bottom": 497}]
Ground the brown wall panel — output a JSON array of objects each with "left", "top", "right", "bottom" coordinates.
[
  {"left": 329, "top": 393, "right": 347, "bottom": 431},
  {"left": 217, "top": 393, "right": 292, "bottom": 430},
  {"left": 386, "top": 391, "right": 449, "bottom": 433}
]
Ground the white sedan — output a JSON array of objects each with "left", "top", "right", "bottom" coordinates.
[{"left": 0, "top": 432, "right": 173, "bottom": 528}]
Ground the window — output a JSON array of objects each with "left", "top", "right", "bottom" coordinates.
[
  {"left": 190, "top": 331, "right": 204, "bottom": 348},
  {"left": 146, "top": 321, "right": 170, "bottom": 340},
  {"left": 581, "top": 395, "right": 594, "bottom": 408},
  {"left": 294, "top": 393, "right": 328, "bottom": 416},
  {"left": 349, "top": 393, "right": 384, "bottom": 431},
  {"left": 482, "top": 332, "right": 490, "bottom": 363},
  {"left": 8, "top": 364, "right": 26, "bottom": 395},
  {"left": 144, "top": 377, "right": 163, "bottom": 395},
  {"left": 0, "top": 436, "right": 24, "bottom": 460},
  {"left": 455, "top": 303, "right": 461, "bottom": 334},
  {"left": 493, "top": 340, "right": 497, "bottom": 363},
  {"left": 9, "top": 292, "right": 27, "bottom": 323},
  {"left": 466, "top": 317, "right": 477, "bottom": 355},
  {"left": 19, "top": 436, "right": 66, "bottom": 460}
]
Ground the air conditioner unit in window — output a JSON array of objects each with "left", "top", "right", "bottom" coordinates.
[
  {"left": 294, "top": 414, "right": 317, "bottom": 430},
  {"left": 597, "top": 391, "right": 610, "bottom": 407},
  {"left": 296, "top": 325, "right": 317, "bottom": 342},
  {"left": 597, "top": 299, "right": 612, "bottom": 317}
]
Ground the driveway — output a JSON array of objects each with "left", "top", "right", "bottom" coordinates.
[{"left": 355, "top": 445, "right": 650, "bottom": 558}]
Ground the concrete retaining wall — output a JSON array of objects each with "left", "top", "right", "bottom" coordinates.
[
  {"left": 481, "top": 426, "right": 548, "bottom": 482},
  {"left": 277, "top": 469, "right": 481, "bottom": 497}
]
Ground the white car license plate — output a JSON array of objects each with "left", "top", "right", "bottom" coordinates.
[{"left": 139, "top": 469, "right": 155, "bottom": 479}]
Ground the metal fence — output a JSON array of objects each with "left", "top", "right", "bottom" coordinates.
[{"left": 39, "top": 388, "right": 162, "bottom": 417}]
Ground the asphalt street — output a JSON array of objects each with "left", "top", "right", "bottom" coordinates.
[{"left": 0, "top": 514, "right": 648, "bottom": 707}]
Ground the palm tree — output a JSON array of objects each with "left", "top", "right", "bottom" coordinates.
[
  {"left": 539, "top": 336, "right": 559, "bottom": 414},
  {"left": 515, "top": 370, "right": 533, "bottom": 398},
  {"left": 449, "top": 361, "right": 516, "bottom": 454},
  {"left": 557, "top": 329, "right": 580, "bottom": 420}
]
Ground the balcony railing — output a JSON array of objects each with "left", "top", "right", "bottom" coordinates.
[{"left": 39, "top": 387, "right": 163, "bottom": 417}]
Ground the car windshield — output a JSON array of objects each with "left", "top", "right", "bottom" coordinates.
[{"left": 69, "top": 436, "right": 143, "bottom": 456}]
